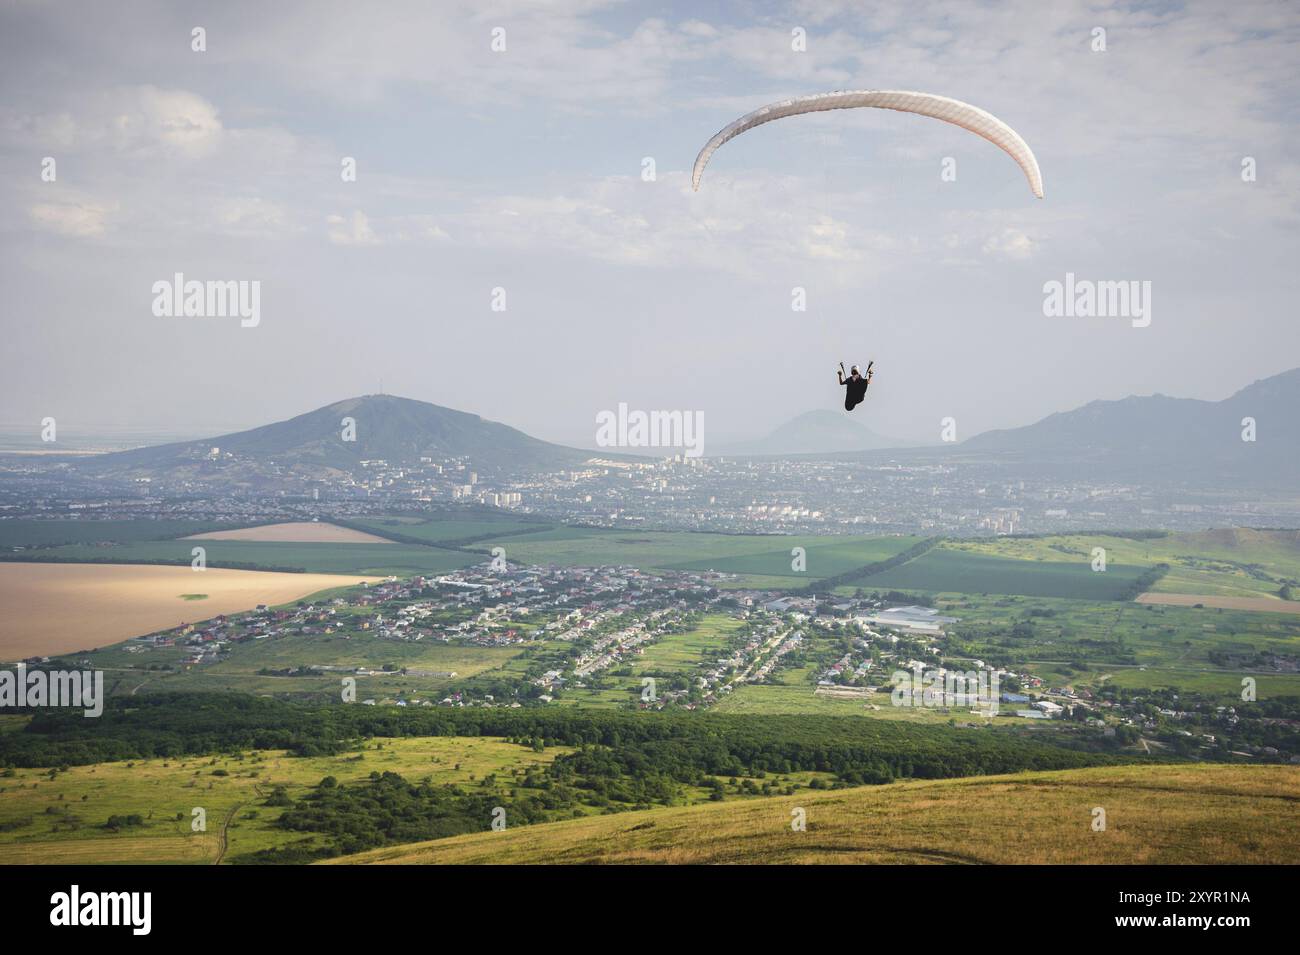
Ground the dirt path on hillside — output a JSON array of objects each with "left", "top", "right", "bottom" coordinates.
[{"left": 213, "top": 802, "right": 244, "bottom": 865}]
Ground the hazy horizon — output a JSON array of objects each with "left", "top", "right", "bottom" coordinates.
[
  {"left": 3, "top": 0, "right": 1298, "bottom": 450},
  {"left": 1, "top": 361, "right": 1294, "bottom": 455}
]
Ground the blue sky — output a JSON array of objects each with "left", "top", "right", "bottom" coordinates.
[{"left": 2, "top": 0, "right": 1297, "bottom": 447}]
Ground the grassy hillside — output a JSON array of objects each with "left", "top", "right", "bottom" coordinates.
[
  {"left": 332, "top": 763, "right": 1300, "bottom": 865},
  {"left": 0, "top": 737, "right": 571, "bottom": 865}
]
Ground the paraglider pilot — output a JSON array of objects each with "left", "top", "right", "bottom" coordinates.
[{"left": 838, "top": 361, "right": 873, "bottom": 411}]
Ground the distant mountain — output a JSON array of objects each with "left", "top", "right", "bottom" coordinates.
[
  {"left": 77, "top": 395, "right": 599, "bottom": 485},
  {"left": 717, "top": 410, "right": 914, "bottom": 457},
  {"left": 962, "top": 368, "right": 1300, "bottom": 488}
]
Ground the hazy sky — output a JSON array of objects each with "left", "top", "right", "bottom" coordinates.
[{"left": 2, "top": 0, "right": 1297, "bottom": 448}]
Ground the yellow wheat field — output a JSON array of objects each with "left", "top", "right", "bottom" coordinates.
[
  {"left": 0, "top": 563, "right": 379, "bottom": 659},
  {"left": 1136, "top": 592, "right": 1300, "bottom": 614},
  {"left": 182, "top": 521, "right": 395, "bottom": 544}
]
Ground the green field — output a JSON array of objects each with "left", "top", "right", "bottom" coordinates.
[
  {"left": 5, "top": 517, "right": 926, "bottom": 585},
  {"left": 22, "top": 540, "right": 481, "bottom": 576},
  {"left": 344, "top": 516, "right": 543, "bottom": 544},
  {"left": 484, "top": 528, "right": 921, "bottom": 580},
  {"left": 632, "top": 615, "right": 745, "bottom": 675},
  {"left": 0, "top": 519, "right": 229, "bottom": 550},
  {"left": 667, "top": 536, "right": 924, "bottom": 578},
  {"left": 861, "top": 546, "right": 1148, "bottom": 599},
  {"left": 8, "top": 522, "right": 1298, "bottom": 601},
  {"left": 948, "top": 529, "right": 1300, "bottom": 601},
  {"left": 1097, "top": 666, "right": 1300, "bottom": 698}
]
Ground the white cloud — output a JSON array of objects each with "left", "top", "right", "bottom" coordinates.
[
  {"left": 8, "top": 86, "right": 225, "bottom": 158},
  {"left": 982, "top": 227, "right": 1038, "bottom": 260},
  {"left": 327, "top": 210, "right": 380, "bottom": 246},
  {"left": 29, "top": 199, "right": 114, "bottom": 237},
  {"left": 214, "top": 197, "right": 292, "bottom": 238},
  {"left": 219, "top": 4, "right": 699, "bottom": 109},
  {"left": 439, "top": 172, "right": 910, "bottom": 281},
  {"left": 129, "top": 86, "right": 223, "bottom": 155}
]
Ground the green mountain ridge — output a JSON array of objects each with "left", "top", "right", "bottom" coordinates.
[{"left": 77, "top": 394, "right": 605, "bottom": 482}]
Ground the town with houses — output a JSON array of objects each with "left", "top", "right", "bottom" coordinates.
[
  {"left": 3, "top": 443, "right": 1293, "bottom": 538},
  {"left": 30, "top": 559, "right": 1295, "bottom": 765}
]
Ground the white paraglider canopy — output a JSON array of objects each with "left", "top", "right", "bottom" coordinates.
[{"left": 692, "top": 90, "right": 1044, "bottom": 199}]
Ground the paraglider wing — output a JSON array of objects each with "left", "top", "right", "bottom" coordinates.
[{"left": 691, "top": 90, "right": 1044, "bottom": 199}]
